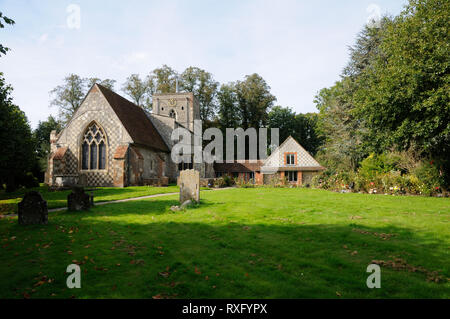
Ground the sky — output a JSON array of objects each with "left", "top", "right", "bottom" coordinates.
[{"left": 0, "top": 0, "right": 408, "bottom": 128}]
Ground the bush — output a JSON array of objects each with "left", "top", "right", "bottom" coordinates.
[
  {"left": 214, "top": 175, "right": 235, "bottom": 188},
  {"left": 311, "top": 159, "right": 444, "bottom": 196},
  {"left": 413, "top": 161, "right": 443, "bottom": 195},
  {"left": 22, "top": 172, "right": 40, "bottom": 188},
  {"left": 235, "top": 178, "right": 255, "bottom": 188},
  {"left": 358, "top": 153, "right": 403, "bottom": 179}
]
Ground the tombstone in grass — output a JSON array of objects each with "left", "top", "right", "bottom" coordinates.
[
  {"left": 18, "top": 191, "right": 48, "bottom": 225},
  {"left": 179, "top": 169, "right": 200, "bottom": 206},
  {"left": 67, "top": 186, "right": 92, "bottom": 211}
]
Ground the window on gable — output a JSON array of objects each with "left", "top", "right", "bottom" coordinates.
[
  {"left": 81, "top": 123, "right": 107, "bottom": 170},
  {"left": 286, "top": 153, "right": 295, "bottom": 165}
]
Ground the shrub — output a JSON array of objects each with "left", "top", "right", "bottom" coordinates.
[
  {"left": 19, "top": 172, "right": 39, "bottom": 189},
  {"left": 358, "top": 153, "right": 403, "bottom": 179},
  {"left": 213, "top": 178, "right": 226, "bottom": 188},
  {"left": 413, "top": 161, "right": 443, "bottom": 194},
  {"left": 222, "top": 175, "right": 235, "bottom": 187},
  {"left": 213, "top": 175, "right": 235, "bottom": 188},
  {"left": 235, "top": 178, "right": 255, "bottom": 188}
]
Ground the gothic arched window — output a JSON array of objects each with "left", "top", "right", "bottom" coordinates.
[
  {"left": 169, "top": 109, "right": 176, "bottom": 119},
  {"left": 81, "top": 123, "right": 107, "bottom": 170}
]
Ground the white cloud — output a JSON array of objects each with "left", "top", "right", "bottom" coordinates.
[{"left": 0, "top": 0, "right": 408, "bottom": 128}]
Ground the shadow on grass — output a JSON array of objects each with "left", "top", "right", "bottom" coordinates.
[{"left": 0, "top": 196, "right": 448, "bottom": 299}]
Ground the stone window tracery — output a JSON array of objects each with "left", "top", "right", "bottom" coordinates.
[{"left": 81, "top": 123, "right": 106, "bottom": 170}]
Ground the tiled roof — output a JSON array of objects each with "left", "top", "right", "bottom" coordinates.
[
  {"left": 96, "top": 84, "right": 169, "bottom": 152},
  {"left": 113, "top": 145, "right": 129, "bottom": 159},
  {"left": 214, "top": 160, "right": 264, "bottom": 173},
  {"left": 52, "top": 147, "right": 67, "bottom": 160}
]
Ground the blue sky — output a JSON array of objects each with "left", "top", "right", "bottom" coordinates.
[{"left": 0, "top": 0, "right": 407, "bottom": 128}]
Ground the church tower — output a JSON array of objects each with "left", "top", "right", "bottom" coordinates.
[{"left": 152, "top": 92, "right": 200, "bottom": 131}]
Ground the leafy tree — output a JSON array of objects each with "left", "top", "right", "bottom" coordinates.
[
  {"left": 87, "top": 78, "right": 116, "bottom": 91},
  {"left": 0, "top": 12, "right": 15, "bottom": 56},
  {"left": 51, "top": 74, "right": 117, "bottom": 122},
  {"left": 217, "top": 82, "right": 240, "bottom": 129},
  {"left": 314, "top": 79, "right": 367, "bottom": 171},
  {"left": 33, "top": 115, "right": 62, "bottom": 174},
  {"left": 0, "top": 73, "right": 36, "bottom": 191},
  {"left": 313, "top": 19, "right": 391, "bottom": 171},
  {"left": 50, "top": 74, "right": 85, "bottom": 123},
  {"left": 235, "top": 74, "right": 276, "bottom": 129},
  {"left": 357, "top": 0, "right": 449, "bottom": 157},
  {"left": 147, "top": 64, "right": 178, "bottom": 94},
  {"left": 295, "top": 113, "right": 323, "bottom": 156},
  {"left": 267, "top": 106, "right": 297, "bottom": 142},
  {"left": 267, "top": 106, "right": 323, "bottom": 155},
  {"left": 121, "top": 74, "right": 149, "bottom": 109},
  {"left": 180, "top": 67, "right": 219, "bottom": 121}
]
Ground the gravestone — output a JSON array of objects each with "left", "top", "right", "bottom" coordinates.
[
  {"left": 67, "top": 186, "right": 92, "bottom": 211},
  {"left": 18, "top": 191, "right": 48, "bottom": 225},
  {"left": 78, "top": 174, "right": 87, "bottom": 187},
  {"left": 179, "top": 169, "right": 200, "bottom": 204}
]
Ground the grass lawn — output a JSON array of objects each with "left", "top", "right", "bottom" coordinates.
[
  {"left": 0, "top": 187, "right": 448, "bottom": 298},
  {"left": 0, "top": 184, "right": 180, "bottom": 214}
]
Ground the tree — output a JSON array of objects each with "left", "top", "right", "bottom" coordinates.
[
  {"left": 148, "top": 64, "right": 178, "bottom": 94},
  {"left": 217, "top": 82, "right": 240, "bottom": 129},
  {"left": 0, "top": 73, "right": 36, "bottom": 191},
  {"left": 50, "top": 74, "right": 86, "bottom": 123},
  {"left": 313, "top": 19, "right": 391, "bottom": 171},
  {"left": 33, "top": 115, "right": 62, "bottom": 175},
  {"left": 121, "top": 74, "right": 149, "bottom": 109},
  {"left": 294, "top": 113, "right": 323, "bottom": 156},
  {"left": 51, "top": 75, "right": 117, "bottom": 122},
  {"left": 0, "top": 12, "right": 15, "bottom": 56},
  {"left": 357, "top": 0, "right": 449, "bottom": 156},
  {"left": 235, "top": 74, "right": 276, "bottom": 129},
  {"left": 267, "top": 106, "right": 297, "bottom": 142},
  {"left": 87, "top": 78, "right": 116, "bottom": 91},
  {"left": 180, "top": 67, "right": 219, "bottom": 121},
  {"left": 268, "top": 106, "right": 323, "bottom": 155}
]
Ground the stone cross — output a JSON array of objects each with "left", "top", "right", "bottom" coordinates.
[
  {"left": 18, "top": 191, "right": 48, "bottom": 225},
  {"left": 179, "top": 169, "right": 200, "bottom": 204}
]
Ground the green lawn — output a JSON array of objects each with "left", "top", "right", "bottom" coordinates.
[
  {"left": 0, "top": 188, "right": 448, "bottom": 298},
  {"left": 0, "top": 184, "right": 180, "bottom": 214}
]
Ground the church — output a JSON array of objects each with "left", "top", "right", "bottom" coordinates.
[{"left": 45, "top": 83, "right": 324, "bottom": 188}]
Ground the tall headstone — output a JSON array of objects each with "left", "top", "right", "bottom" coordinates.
[
  {"left": 179, "top": 169, "right": 200, "bottom": 204},
  {"left": 18, "top": 191, "right": 48, "bottom": 225}
]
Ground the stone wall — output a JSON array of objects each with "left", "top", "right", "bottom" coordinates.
[
  {"left": 153, "top": 93, "right": 200, "bottom": 131},
  {"left": 48, "top": 85, "right": 133, "bottom": 187}
]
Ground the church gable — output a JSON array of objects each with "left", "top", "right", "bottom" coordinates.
[
  {"left": 55, "top": 84, "right": 133, "bottom": 148},
  {"left": 50, "top": 84, "right": 134, "bottom": 186}
]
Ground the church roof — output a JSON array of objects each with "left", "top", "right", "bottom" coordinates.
[{"left": 96, "top": 84, "right": 169, "bottom": 152}]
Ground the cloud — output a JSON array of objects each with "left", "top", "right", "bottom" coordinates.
[
  {"left": 0, "top": 0, "right": 408, "bottom": 128},
  {"left": 38, "top": 33, "right": 48, "bottom": 44}
]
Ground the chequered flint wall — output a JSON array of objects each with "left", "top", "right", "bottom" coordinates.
[{"left": 55, "top": 88, "right": 132, "bottom": 186}]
